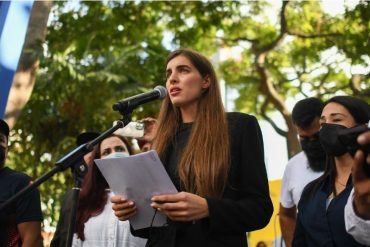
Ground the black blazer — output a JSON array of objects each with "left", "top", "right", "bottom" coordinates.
[{"left": 132, "top": 112, "right": 273, "bottom": 247}]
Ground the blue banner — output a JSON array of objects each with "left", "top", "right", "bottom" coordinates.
[{"left": 0, "top": 1, "right": 34, "bottom": 118}]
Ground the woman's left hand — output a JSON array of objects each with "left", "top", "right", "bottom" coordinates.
[{"left": 151, "top": 192, "right": 209, "bottom": 222}]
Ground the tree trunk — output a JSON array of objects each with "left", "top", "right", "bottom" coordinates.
[
  {"left": 285, "top": 119, "right": 301, "bottom": 158},
  {"left": 4, "top": 1, "right": 52, "bottom": 129},
  {"left": 254, "top": 0, "right": 301, "bottom": 159}
]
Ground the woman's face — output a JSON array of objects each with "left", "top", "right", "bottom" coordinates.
[
  {"left": 165, "top": 55, "right": 210, "bottom": 108},
  {"left": 100, "top": 136, "right": 129, "bottom": 158},
  {"left": 320, "top": 102, "right": 357, "bottom": 128}
]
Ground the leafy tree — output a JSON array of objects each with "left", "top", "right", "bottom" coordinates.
[
  {"left": 5, "top": 1, "right": 52, "bottom": 129},
  {"left": 216, "top": 1, "right": 370, "bottom": 156},
  {"left": 5, "top": 1, "right": 369, "bottom": 230},
  {"left": 9, "top": 1, "right": 174, "bottom": 228}
]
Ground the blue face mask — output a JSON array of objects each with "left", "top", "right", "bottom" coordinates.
[{"left": 103, "top": 152, "right": 130, "bottom": 159}]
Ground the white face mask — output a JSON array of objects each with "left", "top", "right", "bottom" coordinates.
[{"left": 103, "top": 152, "right": 130, "bottom": 159}]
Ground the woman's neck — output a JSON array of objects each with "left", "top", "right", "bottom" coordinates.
[
  {"left": 335, "top": 153, "right": 353, "bottom": 181},
  {"left": 180, "top": 103, "right": 198, "bottom": 123}
]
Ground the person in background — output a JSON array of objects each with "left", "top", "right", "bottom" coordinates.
[
  {"left": 51, "top": 131, "right": 100, "bottom": 247},
  {"left": 279, "top": 98, "right": 326, "bottom": 247},
  {"left": 72, "top": 133, "right": 146, "bottom": 247},
  {"left": 293, "top": 95, "right": 370, "bottom": 247},
  {"left": 344, "top": 127, "right": 370, "bottom": 245},
  {"left": 0, "top": 119, "right": 43, "bottom": 246},
  {"left": 256, "top": 241, "right": 268, "bottom": 247},
  {"left": 111, "top": 48, "right": 273, "bottom": 247}
]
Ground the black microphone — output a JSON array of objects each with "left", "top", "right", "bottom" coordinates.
[{"left": 112, "top": 85, "right": 167, "bottom": 112}]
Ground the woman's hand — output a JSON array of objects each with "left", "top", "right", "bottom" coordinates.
[
  {"left": 358, "top": 131, "right": 370, "bottom": 164},
  {"left": 111, "top": 195, "right": 137, "bottom": 221},
  {"left": 352, "top": 131, "right": 370, "bottom": 219},
  {"left": 140, "top": 117, "right": 158, "bottom": 142},
  {"left": 150, "top": 192, "right": 209, "bottom": 222}
]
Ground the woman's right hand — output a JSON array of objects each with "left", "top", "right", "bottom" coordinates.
[
  {"left": 352, "top": 131, "right": 370, "bottom": 219},
  {"left": 111, "top": 195, "right": 137, "bottom": 221},
  {"left": 358, "top": 131, "right": 370, "bottom": 164},
  {"left": 140, "top": 117, "right": 158, "bottom": 142}
]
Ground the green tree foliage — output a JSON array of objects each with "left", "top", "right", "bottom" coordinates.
[
  {"left": 217, "top": 1, "right": 370, "bottom": 156},
  {"left": 6, "top": 1, "right": 369, "bottom": 229},
  {"left": 9, "top": 1, "right": 174, "bottom": 228}
]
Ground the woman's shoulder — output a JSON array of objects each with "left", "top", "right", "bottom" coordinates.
[
  {"left": 1, "top": 167, "right": 32, "bottom": 188},
  {"left": 226, "top": 112, "right": 257, "bottom": 124},
  {"left": 226, "top": 112, "right": 261, "bottom": 141}
]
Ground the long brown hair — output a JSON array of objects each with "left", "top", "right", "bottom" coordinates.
[
  {"left": 76, "top": 134, "right": 133, "bottom": 240},
  {"left": 153, "top": 49, "right": 230, "bottom": 198}
]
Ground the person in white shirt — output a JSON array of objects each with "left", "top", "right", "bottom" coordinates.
[
  {"left": 279, "top": 98, "right": 326, "bottom": 247},
  {"left": 345, "top": 129, "right": 370, "bottom": 245},
  {"left": 72, "top": 133, "right": 147, "bottom": 247}
]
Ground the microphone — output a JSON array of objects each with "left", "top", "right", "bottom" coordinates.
[{"left": 112, "top": 85, "right": 167, "bottom": 112}]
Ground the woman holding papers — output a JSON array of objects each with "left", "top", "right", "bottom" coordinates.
[
  {"left": 55, "top": 133, "right": 146, "bottom": 247},
  {"left": 111, "top": 48, "right": 273, "bottom": 247}
]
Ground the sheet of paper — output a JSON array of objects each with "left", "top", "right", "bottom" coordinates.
[{"left": 94, "top": 150, "right": 177, "bottom": 230}]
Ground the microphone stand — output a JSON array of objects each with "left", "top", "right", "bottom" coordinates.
[
  {"left": 64, "top": 115, "right": 131, "bottom": 247},
  {"left": 0, "top": 115, "right": 132, "bottom": 247}
]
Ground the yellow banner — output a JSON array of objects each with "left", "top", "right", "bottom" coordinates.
[{"left": 248, "top": 179, "right": 283, "bottom": 247}]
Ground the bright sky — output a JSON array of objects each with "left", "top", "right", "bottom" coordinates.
[{"left": 0, "top": 1, "right": 32, "bottom": 70}]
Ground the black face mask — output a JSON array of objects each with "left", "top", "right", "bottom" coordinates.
[
  {"left": 0, "top": 146, "right": 6, "bottom": 167},
  {"left": 319, "top": 123, "right": 348, "bottom": 157},
  {"left": 300, "top": 133, "right": 326, "bottom": 172}
]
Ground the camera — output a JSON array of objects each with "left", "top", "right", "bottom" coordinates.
[{"left": 338, "top": 123, "right": 370, "bottom": 176}]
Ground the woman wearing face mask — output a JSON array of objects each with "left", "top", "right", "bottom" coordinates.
[
  {"left": 293, "top": 96, "right": 370, "bottom": 247},
  {"left": 72, "top": 134, "right": 147, "bottom": 247}
]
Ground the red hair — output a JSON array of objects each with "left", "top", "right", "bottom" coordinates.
[{"left": 75, "top": 134, "right": 133, "bottom": 240}]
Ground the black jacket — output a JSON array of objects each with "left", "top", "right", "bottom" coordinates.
[
  {"left": 132, "top": 112, "right": 273, "bottom": 247},
  {"left": 50, "top": 190, "right": 74, "bottom": 247},
  {"left": 293, "top": 175, "right": 367, "bottom": 247}
]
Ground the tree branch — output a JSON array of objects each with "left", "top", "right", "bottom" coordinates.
[
  {"left": 260, "top": 99, "right": 287, "bottom": 137},
  {"left": 257, "top": 0, "right": 290, "bottom": 53},
  {"left": 253, "top": 1, "right": 291, "bottom": 118},
  {"left": 349, "top": 73, "right": 370, "bottom": 97},
  {"left": 350, "top": 74, "right": 364, "bottom": 94},
  {"left": 287, "top": 30, "right": 342, "bottom": 39},
  {"left": 4, "top": 1, "right": 53, "bottom": 129}
]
